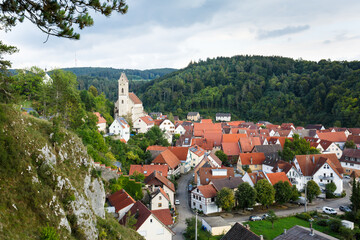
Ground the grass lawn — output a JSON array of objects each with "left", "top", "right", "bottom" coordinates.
[{"left": 245, "top": 216, "right": 342, "bottom": 240}]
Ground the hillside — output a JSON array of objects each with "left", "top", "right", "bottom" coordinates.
[
  {"left": 0, "top": 104, "right": 143, "bottom": 240},
  {"left": 137, "top": 55, "right": 360, "bottom": 127}
]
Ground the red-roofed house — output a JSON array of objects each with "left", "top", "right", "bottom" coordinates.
[
  {"left": 150, "top": 187, "right": 171, "bottom": 210},
  {"left": 201, "top": 119, "right": 213, "bottom": 123},
  {"left": 242, "top": 171, "right": 266, "bottom": 187},
  {"left": 109, "top": 117, "right": 130, "bottom": 142},
  {"left": 191, "top": 184, "right": 220, "bottom": 214},
  {"left": 197, "top": 167, "right": 234, "bottom": 186},
  {"left": 222, "top": 134, "right": 247, "bottom": 143},
  {"left": 146, "top": 145, "right": 167, "bottom": 159},
  {"left": 265, "top": 172, "right": 292, "bottom": 186},
  {"left": 191, "top": 138, "right": 214, "bottom": 151},
  {"left": 133, "top": 115, "right": 155, "bottom": 133},
  {"left": 239, "top": 137, "right": 261, "bottom": 153},
  {"left": 108, "top": 189, "right": 135, "bottom": 220},
  {"left": 237, "top": 153, "right": 266, "bottom": 174},
  {"left": 94, "top": 112, "right": 107, "bottom": 133},
  {"left": 119, "top": 201, "right": 174, "bottom": 240},
  {"left": 151, "top": 209, "right": 174, "bottom": 226},
  {"left": 221, "top": 142, "right": 240, "bottom": 162},
  {"left": 316, "top": 132, "right": 347, "bottom": 149},
  {"left": 188, "top": 145, "right": 206, "bottom": 169},
  {"left": 145, "top": 171, "right": 175, "bottom": 206},
  {"left": 168, "top": 146, "right": 191, "bottom": 174},
  {"left": 129, "top": 165, "right": 169, "bottom": 178},
  {"left": 152, "top": 149, "right": 181, "bottom": 176},
  {"left": 293, "top": 154, "right": 344, "bottom": 194}
]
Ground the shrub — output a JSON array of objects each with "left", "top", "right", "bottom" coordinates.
[
  {"left": 316, "top": 219, "right": 328, "bottom": 226},
  {"left": 329, "top": 219, "right": 342, "bottom": 233},
  {"left": 341, "top": 190, "right": 346, "bottom": 198},
  {"left": 296, "top": 212, "right": 312, "bottom": 221},
  {"left": 40, "top": 224, "right": 60, "bottom": 240},
  {"left": 309, "top": 210, "right": 318, "bottom": 217}
]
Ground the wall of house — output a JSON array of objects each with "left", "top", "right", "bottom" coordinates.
[
  {"left": 163, "top": 185, "right": 175, "bottom": 207},
  {"left": 323, "top": 143, "right": 343, "bottom": 159},
  {"left": 117, "top": 203, "right": 134, "bottom": 220},
  {"left": 175, "top": 125, "right": 186, "bottom": 135},
  {"left": 131, "top": 103, "right": 145, "bottom": 123},
  {"left": 151, "top": 193, "right": 170, "bottom": 210},
  {"left": 191, "top": 191, "right": 219, "bottom": 215},
  {"left": 216, "top": 116, "right": 231, "bottom": 122},
  {"left": 137, "top": 214, "right": 173, "bottom": 240},
  {"left": 189, "top": 152, "right": 204, "bottom": 168},
  {"left": 160, "top": 120, "right": 175, "bottom": 134},
  {"left": 341, "top": 162, "right": 360, "bottom": 175},
  {"left": 313, "top": 164, "right": 343, "bottom": 194},
  {"left": 241, "top": 173, "right": 254, "bottom": 187},
  {"left": 262, "top": 164, "right": 274, "bottom": 174},
  {"left": 97, "top": 122, "right": 107, "bottom": 133}
]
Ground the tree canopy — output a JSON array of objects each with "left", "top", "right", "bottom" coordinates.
[
  {"left": 306, "top": 180, "right": 321, "bottom": 203},
  {"left": 215, "top": 187, "right": 234, "bottom": 211},
  {"left": 255, "top": 179, "right": 275, "bottom": 207},
  {"left": 274, "top": 181, "right": 292, "bottom": 204},
  {"left": 235, "top": 182, "right": 257, "bottom": 210},
  {"left": 280, "top": 134, "right": 320, "bottom": 162}
]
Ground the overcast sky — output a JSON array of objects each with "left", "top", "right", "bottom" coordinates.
[{"left": 2, "top": 0, "right": 360, "bottom": 70}]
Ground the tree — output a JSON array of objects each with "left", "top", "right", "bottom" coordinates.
[
  {"left": 0, "top": 42, "right": 18, "bottom": 102},
  {"left": 124, "top": 211, "right": 137, "bottom": 230},
  {"left": 235, "top": 182, "right": 256, "bottom": 210},
  {"left": 267, "top": 210, "right": 278, "bottom": 229},
  {"left": 280, "top": 134, "right": 320, "bottom": 162},
  {"left": 255, "top": 179, "right": 275, "bottom": 208},
  {"left": 88, "top": 85, "right": 98, "bottom": 97},
  {"left": 325, "top": 182, "right": 337, "bottom": 198},
  {"left": 345, "top": 140, "right": 356, "bottom": 149},
  {"left": 290, "top": 185, "right": 301, "bottom": 201},
  {"left": 215, "top": 187, "right": 234, "bottom": 211},
  {"left": 215, "top": 150, "right": 229, "bottom": 166},
  {"left": 0, "top": 0, "right": 128, "bottom": 40},
  {"left": 350, "top": 178, "right": 360, "bottom": 212},
  {"left": 306, "top": 180, "right": 321, "bottom": 203},
  {"left": 274, "top": 181, "right": 292, "bottom": 204}
]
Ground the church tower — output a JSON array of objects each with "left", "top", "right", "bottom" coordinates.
[{"left": 116, "top": 72, "right": 129, "bottom": 117}]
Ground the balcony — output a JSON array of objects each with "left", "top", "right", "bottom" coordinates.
[
  {"left": 319, "top": 175, "right": 334, "bottom": 180},
  {"left": 289, "top": 178, "right": 298, "bottom": 185}
]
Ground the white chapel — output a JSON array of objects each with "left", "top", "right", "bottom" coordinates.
[{"left": 114, "top": 73, "right": 146, "bottom": 123}]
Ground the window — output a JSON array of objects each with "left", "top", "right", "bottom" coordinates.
[
  {"left": 150, "top": 219, "right": 152, "bottom": 223},
  {"left": 330, "top": 173, "right": 333, "bottom": 177},
  {"left": 159, "top": 196, "right": 162, "bottom": 200},
  {"left": 122, "top": 100, "right": 124, "bottom": 104},
  {"left": 121, "top": 88, "right": 124, "bottom": 93},
  {"left": 200, "top": 205, "right": 202, "bottom": 209},
  {"left": 193, "top": 202, "right": 195, "bottom": 206},
  {"left": 158, "top": 203, "right": 162, "bottom": 207}
]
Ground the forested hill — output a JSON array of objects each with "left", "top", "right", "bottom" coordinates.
[
  {"left": 63, "top": 67, "right": 176, "bottom": 102},
  {"left": 137, "top": 55, "right": 360, "bottom": 128}
]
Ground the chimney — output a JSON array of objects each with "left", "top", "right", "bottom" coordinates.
[
  {"left": 250, "top": 157, "right": 253, "bottom": 165},
  {"left": 246, "top": 224, "right": 250, "bottom": 230},
  {"left": 310, "top": 228, "right": 314, "bottom": 236},
  {"left": 229, "top": 176, "right": 232, "bottom": 180},
  {"left": 312, "top": 156, "right": 315, "bottom": 164}
]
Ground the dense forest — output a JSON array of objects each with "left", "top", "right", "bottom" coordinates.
[
  {"left": 135, "top": 55, "right": 360, "bottom": 127},
  {"left": 62, "top": 67, "right": 176, "bottom": 102}
]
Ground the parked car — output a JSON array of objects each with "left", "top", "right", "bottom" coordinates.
[
  {"left": 249, "top": 216, "right": 262, "bottom": 221},
  {"left": 261, "top": 213, "right": 270, "bottom": 220},
  {"left": 245, "top": 207, "right": 254, "bottom": 211},
  {"left": 339, "top": 205, "right": 351, "bottom": 212},
  {"left": 175, "top": 199, "right": 180, "bottom": 205},
  {"left": 323, "top": 206, "right": 337, "bottom": 215},
  {"left": 291, "top": 196, "right": 307, "bottom": 205}
]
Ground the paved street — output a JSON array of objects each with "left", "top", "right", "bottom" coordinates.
[{"left": 172, "top": 175, "right": 352, "bottom": 239}]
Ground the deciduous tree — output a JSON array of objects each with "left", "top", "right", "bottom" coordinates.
[
  {"left": 255, "top": 179, "right": 275, "bottom": 208},
  {"left": 274, "top": 181, "right": 292, "bottom": 204},
  {"left": 215, "top": 187, "right": 234, "bottom": 211},
  {"left": 235, "top": 182, "right": 256, "bottom": 210},
  {"left": 306, "top": 180, "right": 321, "bottom": 203}
]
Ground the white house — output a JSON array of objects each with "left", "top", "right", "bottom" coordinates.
[
  {"left": 158, "top": 119, "right": 175, "bottom": 134},
  {"left": 318, "top": 140, "right": 343, "bottom": 159},
  {"left": 216, "top": 113, "right": 231, "bottom": 122},
  {"left": 293, "top": 154, "right": 344, "bottom": 194},
  {"left": 108, "top": 189, "right": 135, "bottom": 220},
  {"left": 340, "top": 149, "right": 360, "bottom": 176},
  {"left": 120, "top": 201, "right": 174, "bottom": 240},
  {"left": 191, "top": 185, "right": 220, "bottom": 215},
  {"left": 133, "top": 115, "right": 154, "bottom": 133},
  {"left": 145, "top": 171, "right": 176, "bottom": 207},
  {"left": 188, "top": 145, "right": 206, "bottom": 168},
  {"left": 316, "top": 132, "right": 347, "bottom": 150},
  {"left": 150, "top": 187, "right": 171, "bottom": 210},
  {"left": 174, "top": 124, "right": 186, "bottom": 135},
  {"left": 94, "top": 112, "right": 107, "bottom": 133},
  {"left": 108, "top": 117, "right": 130, "bottom": 142},
  {"left": 262, "top": 159, "right": 302, "bottom": 187}
]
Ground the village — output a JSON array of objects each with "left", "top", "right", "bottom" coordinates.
[{"left": 89, "top": 73, "right": 360, "bottom": 240}]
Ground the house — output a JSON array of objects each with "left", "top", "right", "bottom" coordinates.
[
  {"left": 191, "top": 184, "right": 219, "bottom": 214},
  {"left": 239, "top": 137, "right": 261, "bottom": 153},
  {"left": 265, "top": 172, "right": 292, "bottom": 186},
  {"left": 146, "top": 145, "right": 167, "bottom": 160},
  {"left": 193, "top": 153, "right": 222, "bottom": 184},
  {"left": 210, "top": 177, "right": 244, "bottom": 192},
  {"left": 237, "top": 153, "right": 266, "bottom": 174},
  {"left": 133, "top": 115, "right": 154, "bottom": 133},
  {"left": 108, "top": 117, "right": 130, "bottom": 142},
  {"left": 188, "top": 145, "right": 206, "bottom": 168},
  {"left": 144, "top": 171, "right": 175, "bottom": 207},
  {"left": 348, "top": 128, "right": 360, "bottom": 136},
  {"left": 94, "top": 112, "right": 107, "bottom": 133},
  {"left": 274, "top": 130, "right": 294, "bottom": 138},
  {"left": 201, "top": 217, "right": 231, "bottom": 236},
  {"left": 108, "top": 189, "right": 136, "bottom": 220},
  {"left": 221, "top": 142, "right": 240, "bottom": 163},
  {"left": 152, "top": 149, "right": 181, "bottom": 176},
  {"left": 242, "top": 171, "right": 266, "bottom": 187},
  {"left": 191, "top": 138, "right": 214, "bottom": 151},
  {"left": 318, "top": 140, "right": 343, "bottom": 159},
  {"left": 204, "top": 132, "right": 223, "bottom": 149},
  {"left": 155, "top": 119, "right": 175, "bottom": 135},
  {"left": 129, "top": 164, "right": 169, "bottom": 178},
  {"left": 340, "top": 149, "right": 360, "bottom": 175},
  {"left": 216, "top": 113, "right": 231, "bottom": 122},
  {"left": 262, "top": 159, "right": 301, "bottom": 186},
  {"left": 193, "top": 122, "right": 222, "bottom": 138},
  {"left": 251, "top": 144, "right": 282, "bottom": 161},
  {"left": 176, "top": 134, "right": 193, "bottom": 147},
  {"left": 167, "top": 146, "right": 190, "bottom": 174},
  {"left": 305, "top": 124, "right": 325, "bottom": 130},
  {"left": 316, "top": 132, "right": 347, "bottom": 149},
  {"left": 174, "top": 123, "right": 186, "bottom": 135},
  {"left": 264, "top": 137, "right": 292, "bottom": 148},
  {"left": 187, "top": 112, "right": 200, "bottom": 121},
  {"left": 347, "top": 135, "right": 360, "bottom": 149},
  {"left": 330, "top": 127, "right": 351, "bottom": 137},
  {"left": 274, "top": 225, "right": 337, "bottom": 240},
  {"left": 221, "top": 222, "right": 262, "bottom": 240},
  {"left": 150, "top": 187, "right": 171, "bottom": 210},
  {"left": 114, "top": 73, "right": 146, "bottom": 123},
  {"left": 119, "top": 201, "right": 174, "bottom": 240},
  {"left": 222, "top": 134, "right": 247, "bottom": 143},
  {"left": 280, "top": 123, "right": 295, "bottom": 130},
  {"left": 197, "top": 167, "right": 234, "bottom": 186},
  {"left": 293, "top": 154, "right": 344, "bottom": 194},
  {"left": 151, "top": 209, "right": 174, "bottom": 227}
]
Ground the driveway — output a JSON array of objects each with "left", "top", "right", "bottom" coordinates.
[{"left": 172, "top": 171, "right": 195, "bottom": 240}]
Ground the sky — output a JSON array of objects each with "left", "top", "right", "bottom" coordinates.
[{"left": 2, "top": 0, "right": 360, "bottom": 70}]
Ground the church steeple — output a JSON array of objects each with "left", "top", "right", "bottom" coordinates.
[
  {"left": 118, "top": 72, "right": 129, "bottom": 97},
  {"left": 116, "top": 72, "right": 129, "bottom": 117}
]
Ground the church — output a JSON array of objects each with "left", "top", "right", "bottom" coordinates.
[{"left": 114, "top": 73, "right": 146, "bottom": 123}]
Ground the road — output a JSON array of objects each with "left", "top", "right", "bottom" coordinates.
[{"left": 171, "top": 176, "right": 352, "bottom": 239}]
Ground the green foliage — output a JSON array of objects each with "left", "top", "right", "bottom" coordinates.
[
  {"left": 0, "top": 0, "right": 128, "bottom": 39},
  {"left": 123, "top": 211, "right": 137, "bottom": 230},
  {"left": 267, "top": 210, "right": 278, "bottom": 229},
  {"left": 316, "top": 219, "right": 328, "bottom": 226},
  {"left": 235, "top": 182, "right": 257, "bottom": 210},
  {"left": 109, "top": 175, "right": 143, "bottom": 200},
  {"left": 351, "top": 178, "right": 360, "bottom": 212},
  {"left": 255, "top": 179, "right": 275, "bottom": 207},
  {"left": 136, "top": 56, "right": 360, "bottom": 128},
  {"left": 40, "top": 224, "right": 60, "bottom": 240},
  {"left": 184, "top": 217, "right": 221, "bottom": 240},
  {"left": 215, "top": 150, "right": 229, "bottom": 166},
  {"left": 345, "top": 140, "right": 356, "bottom": 149},
  {"left": 325, "top": 182, "right": 337, "bottom": 198},
  {"left": 306, "top": 180, "right": 321, "bottom": 203},
  {"left": 295, "top": 212, "right": 312, "bottom": 221},
  {"left": 215, "top": 187, "right": 235, "bottom": 211},
  {"left": 290, "top": 185, "right": 301, "bottom": 201},
  {"left": 328, "top": 219, "right": 342, "bottom": 233},
  {"left": 280, "top": 134, "right": 320, "bottom": 162},
  {"left": 129, "top": 171, "right": 145, "bottom": 183},
  {"left": 274, "top": 181, "right": 292, "bottom": 204}
]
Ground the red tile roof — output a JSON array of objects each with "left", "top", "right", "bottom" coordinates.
[
  {"left": 140, "top": 115, "right": 154, "bottom": 125},
  {"left": 222, "top": 142, "right": 240, "bottom": 156},
  {"left": 151, "top": 209, "right": 173, "bottom": 226},
  {"left": 204, "top": 132, "right": 223, "bottom": 147},
  {"left": 129, "top": 164, "right": 168, "bottom": 177},
  {"left": 247, "top": 172, "right": 266, "bottom": 185},
  {"left": 119, "top": 201, "right": 150, "bottom": 230},
  {"left": 294, "top": 154, "right": 344, "bottom": 177},
  {"left": 152, "top": 149, "right": 180, "bottom": 169},
  {"left": 239, "top": 137, "right": 261, "bottom": 152},
  {"left": 168, "top": 146, "right": 189, "bottom": 161},
  {"left": 227, "top": 121, "right": 246, "bottom": 126},
  {"left": 348, "top": 128, "right": 360, "bottom": 136},
  {"left": 266, "top": 172, "right": 292, "bottom": 186},
  {"left": 281, "top": 123, "right": 294, "bottom": 130},
  {"left": 108, "top": 189, "right": 135, "bottom": 213},
  {"left": 199, "top": 167, "right": 234, "bottom": 185},
  {"left": 197, "top": 184, "right": 217, "bottom": 198},
  {"left": 191, "top": 138, "right": 214, "bottom": 151},
  {"left": 347, "top": 135, "right": 360, "bottom": 144},
  {"left": 94, "top": 112, "right": 106, "bottom": 124},
  {"left": 222, "top": 134, "right": 247, "bottom": 143},
  {"left": 146, "top": 145, "right": 168, "bottom": 151},
  {"left": 193, "top": 123, "right": 222, "bottom": 137},
  {"left": 201, "top": 119, "right": 213, "bottom": 123},
  {"left": 317, "top": 132, "right": 347, "bottom": 142},
  {"left": 159, "top": 187, "right": 170, "bottom": 202},
  {"left": 129, "top": 92, "right": 142, "bottom": 104},
  {"left": 239, "top": 152, "right": 266, "bottom": 165},
  {"left": 144, "top": 171, "right": 175, "bottom": 192}
]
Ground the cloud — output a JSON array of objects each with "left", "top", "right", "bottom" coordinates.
[
  {"left": 323, "top": 33, "right": 360, "bottom": 44},
  {"left": 257, "top": 25, "right": 310, "bottom": 40}
]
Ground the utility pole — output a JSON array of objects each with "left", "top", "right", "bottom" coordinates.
[
  {"left": 305, "top": 182, "right": 307, "bottom": 212},
  {"left": 195, "top": 210, "right": 198, "bottom": 240}
]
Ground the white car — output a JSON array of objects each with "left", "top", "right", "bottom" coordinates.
[
  {"left": 175, "top": 199, "right": 180, "bottom": 205},
  {"left": 323, "top": 206, "right": 337, "bottom": 215}
]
